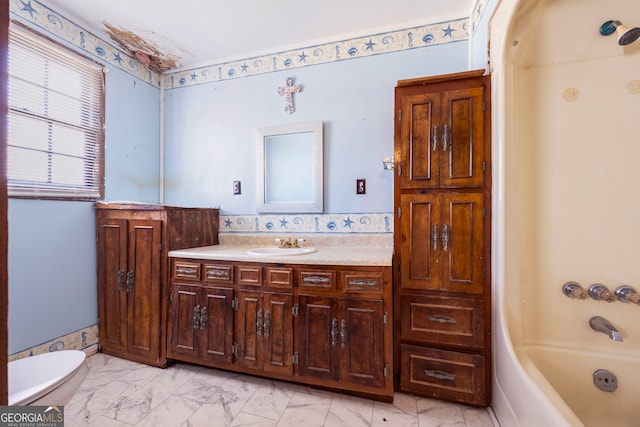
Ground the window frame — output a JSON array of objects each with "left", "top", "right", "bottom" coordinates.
[{"left": 7, "top": 22, "right": 105, "bottom": 201}]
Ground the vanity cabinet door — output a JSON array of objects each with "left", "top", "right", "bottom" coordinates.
[
  {"left": 297, "top": 295, "right": 341, "bottom": 382},
  {"left": 168, "top": 283, "right": 200, "bottom": 360},
  {"left": 169, "top": 284, "right": 234, "bottom": 365},
  {"left": 297, "top": 295, "right": 386, "bottom": 388},
  {"left": 340, "top": 298, "right": 386, "bottom": 389},
  {"left": 237, "top": 290, "right": 294, "bottom": 374},
  {"left": 200, "top": 286, "right": 234, "bottom": 365}
]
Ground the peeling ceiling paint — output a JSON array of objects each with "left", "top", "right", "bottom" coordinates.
[{"left": 103, "top": 22, "right": 180, "bottom": 72}]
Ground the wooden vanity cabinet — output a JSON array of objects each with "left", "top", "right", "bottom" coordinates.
[
  {"left": 394, "top": 70, "right": 492, "bottom": 406},
  {"left": 168, "top": 259, "right": 393, "bottom": 401},
  {"left": 95, "top": 203, "right": 219, "bottom": 367}
]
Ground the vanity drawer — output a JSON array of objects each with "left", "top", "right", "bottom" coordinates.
[
  {"left": 173, "top": 261, "right": 201, "bottom": 281},
  {"left": 400, "top": 344, "right": 486, "bottom": 406},
  {"left": 299, "top": 269, "right": 337, "bottom": 291},
  {"left": 204, "top": 263, "right": 234, "bottom": 283},
  {"left": 237, "top": 265, "right": 263, "bottom": 286},
  {"left": 341, "top": 270, "right": 384, "bottom": 293},
  {"left": 401, "top": 294, "right": 484, "bottom": 349},
  {"left": 265, "top": 267, "right": 293, "bottom": 289}
]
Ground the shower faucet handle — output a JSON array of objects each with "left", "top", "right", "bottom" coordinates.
[
  {"left": 588, "top": 284, "right": 617, "bottom": 302},
  {"left": 562, "top": 281, "right": 587, "bottom": 299},
  {"left": 615, "top": 285, "right": 640, "bottom": 305}
]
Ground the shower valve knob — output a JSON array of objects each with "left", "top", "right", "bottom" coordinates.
[
  {"left": 588, "top": 284, "right": 616, "bottom": 302},
  {"left": 562, "top": 282, "right": 587, "bottom": 299},
  {"left": 615, "top": 286, "right": 640, "bottom": 305}
]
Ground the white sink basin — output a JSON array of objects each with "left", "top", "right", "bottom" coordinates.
[{"left": 246, "top": 247, "right": 317, "bottom": 257}]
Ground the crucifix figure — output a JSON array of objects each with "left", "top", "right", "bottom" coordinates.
[{"left": 277, "top": 77, "right": 302, "bottom": 114}]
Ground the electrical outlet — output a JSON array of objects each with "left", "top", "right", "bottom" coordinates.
[
  {"left": 356, "top": 179, "right": 366, "bottom": 195},
  {"left": 233, "top": 181, "right": 241, "bottom": 195}
]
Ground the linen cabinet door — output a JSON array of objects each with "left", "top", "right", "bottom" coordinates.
[
  {"left": 126, "top": 219, "right": 162, "bottom": 359},
  {"left": 96, "top": 217, "right": 128, "bottom": 354},
  {"left": 200, "top": 286, "right": 234, "bottom": 365},
  {"left": 439, "top": 86, "right": 486, "bottom": 188},
  {"left": 339, "top": 299, "right": 386, "bottom": 388},
  {"left": 400, "top": 194, "right": 441, "bottom": 291},
  {"left": 440, "top": 193, "right": 485, "bottom": 294},
  {"left": 168, "top": 283, "right": 201, "bottom": 360},
  {"left": 297, "top": 295, "right": 340, "bottom": 382},
  {"left": 262, "top": 292, "right": 294, "bottom": 375},
  {"left": 397, "top": 91, "right": 442, "bottom": 190}
]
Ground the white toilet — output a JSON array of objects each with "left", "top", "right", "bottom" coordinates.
[{"left": 8, "top": 350, "right": 89, "bottom": 406}]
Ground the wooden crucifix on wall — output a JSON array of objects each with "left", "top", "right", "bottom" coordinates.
[{"left": 277, "top": 77, "right": 302, "bottom": 114}]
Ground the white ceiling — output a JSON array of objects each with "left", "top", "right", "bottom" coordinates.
[{"left": 37, "top": 0, "right": 474, "bottom": 71}]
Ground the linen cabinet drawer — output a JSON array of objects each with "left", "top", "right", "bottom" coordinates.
[
  {"left": 401, "top": 294, "right": 484, "bottom": 349},
  {"left": 340, "top": 270, "right": 384, "bottom": 293},
  {"left": 173, "top": 261, "right": 201, "bottom": 281},
  {"left": 400, "top": 344, "right": 486, "bottom": 406},
  {"left": 299, "top": 269, "right": 337, "bottom": 291},
  {"left": 204, "top": 263, "right": 234, "bottom": 283}
]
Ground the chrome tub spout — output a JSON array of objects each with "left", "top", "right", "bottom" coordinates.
[{"left": 589, "top": 316, "right": 623, "bottom": 342}]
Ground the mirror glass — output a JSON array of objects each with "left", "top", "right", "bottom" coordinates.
[{"left": 257, "top": 121, "right": 323, "bottom": 213}]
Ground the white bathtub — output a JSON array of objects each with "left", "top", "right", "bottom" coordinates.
[{"left": 519, "top": 345, "right": 639, "bottom": 427}]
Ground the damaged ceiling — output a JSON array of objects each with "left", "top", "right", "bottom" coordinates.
[{"left": 36, "top": 0, "right": 475, "bottom": 72}]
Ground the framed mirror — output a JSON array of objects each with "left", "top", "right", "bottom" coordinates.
[{"left": 257, "top": 121, "right": 323, "bottom": 213}]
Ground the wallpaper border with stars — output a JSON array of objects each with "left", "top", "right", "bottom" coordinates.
[
  {"left": 10, "top": 0, "right": 490, "bottom": 91},
  {"left": 221, "top": 213, "right": 393, "bottom": 234}
]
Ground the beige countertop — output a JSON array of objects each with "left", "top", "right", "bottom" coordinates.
[
  {"left": 168, "top": 232, "right": 393, "bottom": 266},
  {"left": 168, "top": 244, "right": 392, "bottom": 266}
]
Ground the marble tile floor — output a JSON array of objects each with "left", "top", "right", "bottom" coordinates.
[{"left": 65, "top": 353, "right": 498, "bottom": 427}]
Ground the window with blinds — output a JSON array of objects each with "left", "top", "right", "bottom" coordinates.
[{"left": 7, "top": 24, "right": 105, "bottom": 200}]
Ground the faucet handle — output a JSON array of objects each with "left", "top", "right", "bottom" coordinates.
[
  {"left": 615, "top": 285, "right": 640, "bottom": 305},
  {"left": 588, "top": 283, "right": 617, "bottom": 302},
  {"left": 563, "top": 281, "right": 587, "bottom": 299}
]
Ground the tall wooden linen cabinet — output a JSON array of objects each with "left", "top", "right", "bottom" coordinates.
[
  {"left": 95, "top": 203, "right": 219, "bottom": 367},
  {"left": 393, "top": 70, "right": 491, "bottom": 406}
]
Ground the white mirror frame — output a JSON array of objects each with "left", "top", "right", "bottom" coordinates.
[{"left": 256, "top": 121, "right": 323, "bottom": 213}]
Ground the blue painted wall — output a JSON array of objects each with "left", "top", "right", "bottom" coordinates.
[{"left": 163, "top": 42, "right": 470, "bottom": 213}]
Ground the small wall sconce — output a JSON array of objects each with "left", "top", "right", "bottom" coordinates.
[{"left": 381, "top": 156, "right": 394, "bottom": 170}]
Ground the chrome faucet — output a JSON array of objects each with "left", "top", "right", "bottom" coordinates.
[{"left": 589, "top": 316, "right": 623, "bottom": 342}]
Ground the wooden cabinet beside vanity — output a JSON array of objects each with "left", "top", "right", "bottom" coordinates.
[
  {"left": 94, "top": 203, "right": 220, "bottom": 368},
  {"left": 168, "top": 257, "right": 394, "bottom": 401},
  {"left": 393, "top": 70, "right": 492, "bottom": 406}
]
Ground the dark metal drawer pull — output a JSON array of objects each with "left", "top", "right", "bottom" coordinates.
[
  {"left": 348, "top": 279, "right": 378, "bottom": 287},
  {"left": 303, "top": 275, "right": 330, "bottom": 284},
  {"left": 331, "top": 318, "right": 338, "bottom": 348},
  {"left": 424, "top": 369, "right": 456, "bottom": 381},
  {"left": 117, "top": 269, "right": 126, "bottom": 290},
  {"left": 207, "top": 269, "right": 229, "bottom": 279},
  {"left": 200, "top": 306, "right": 207, "bottom": 330},
  {"left": 176, "top": 267, "right": 197, "bottom": 275},
  {"left": 427, "top": 315, "right": 457, "bottom": 324}
]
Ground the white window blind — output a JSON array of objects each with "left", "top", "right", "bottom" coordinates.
[{"left": 8, "top": 24, "right": 105, "bottom": 199}]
